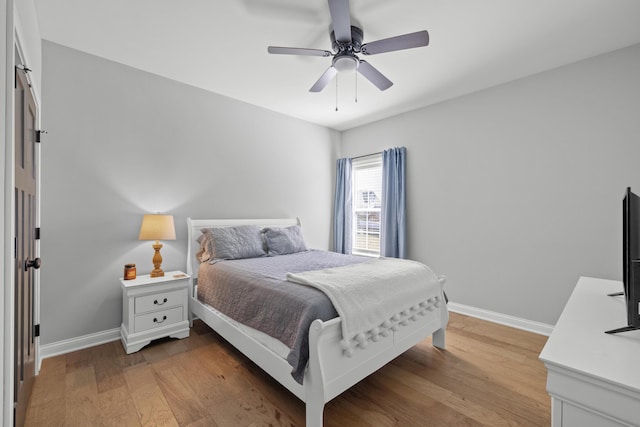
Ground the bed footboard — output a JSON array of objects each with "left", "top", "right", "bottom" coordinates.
[
  {"left": 304, "top": 308, "right": 447, "bottom": 427},
  {"left": 191, "top": 282, "right": 447, "bottom": 427}
]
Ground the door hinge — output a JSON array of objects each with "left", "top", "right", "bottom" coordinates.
[
  {"left": 34, "top": 324, "right": 40, "bottom": 337},
  {"left": 35, "top": 130, "right": 47, "bottom": 143},
  {"left": 35, "top": 227, "right": 41, "bottom": 240},
  {"left": 15, "top": 64, "right": 31, "bottom": 89}
]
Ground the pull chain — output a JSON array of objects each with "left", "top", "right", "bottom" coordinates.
[
  {"left": 355, "top": 69, "right": 358, "bottom": 103},
  {"left": 335, "top": 74, "right": 339, "bottom": 111}
]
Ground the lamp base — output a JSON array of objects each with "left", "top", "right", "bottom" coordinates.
[
  {"left": 150, "top": 241, "right": 165, "bottom": 278},
  {"left": 150, "top": 268, "right": 165, "bottom": 278}
]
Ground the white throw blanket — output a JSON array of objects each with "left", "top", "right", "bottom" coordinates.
[{"left": 286, "top": 257, "right": 445, "bottom": 357}]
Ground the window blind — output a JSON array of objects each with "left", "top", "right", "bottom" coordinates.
[{"left": 352, "top": 154, "right": 382, "bottom": 256}]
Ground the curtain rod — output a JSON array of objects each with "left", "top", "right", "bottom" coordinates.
[{"left": 350, "top": 151, "right": 382, "bottom": 160}]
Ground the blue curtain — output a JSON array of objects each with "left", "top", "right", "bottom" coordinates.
[
  {"left": 381, "top": 147, "right": 407, "bottom": 258},
  {"left": 333, "top": 158, "right": 352, "bottom": 254}
]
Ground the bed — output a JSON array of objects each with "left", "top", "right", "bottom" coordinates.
[{"left": 186, "top": 218, "right": 448, "bottom": 426}]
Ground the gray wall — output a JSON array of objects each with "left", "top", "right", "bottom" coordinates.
[
  {"left": 341, "top": 44, "right": 640, "bottom": 325},
  {"left": 40, "top": 41, "right": 340, "bottom": 345},
  {"left": 39, "top": 38, "right": 640, "bottom": 343}
]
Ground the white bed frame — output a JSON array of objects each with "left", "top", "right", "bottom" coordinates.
[{"left": 186, "top": 218, "right": 448, "bottom": 427}]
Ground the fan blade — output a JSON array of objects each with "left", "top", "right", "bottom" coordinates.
[
  {"left": 328, "top": 0, "right": 352, "bottom": 43},
  {"left": 357, "top": 61, "right": 393, "bottom": 91},
  {"left": 309, "top": 66, "right": 338, "bottom": 92},
  {"left": 361, "top": 30, "right": 429, "bottom": 55},
  {"left": 268, "top": 46, "right": 332, "bottom": 57}
]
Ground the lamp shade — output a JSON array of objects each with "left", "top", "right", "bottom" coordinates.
[{"left": 138, "top": 214, "right": 176, "bottom": 241}]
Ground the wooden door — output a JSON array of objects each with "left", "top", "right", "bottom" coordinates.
[{"left": 14, "top": 56, "right": 38, "bottom": 427}]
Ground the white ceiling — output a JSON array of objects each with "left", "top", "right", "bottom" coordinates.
[{"left": 35, "top": 0, "right": 640, "bottom": 131}]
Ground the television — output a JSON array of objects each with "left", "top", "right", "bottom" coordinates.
[{"left": 606, "top": 187, "right": 640, "bottom": 334}]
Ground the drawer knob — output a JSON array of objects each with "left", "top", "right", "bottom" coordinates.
[
  {"left": 153, "top": 315, "right": 167, "bottom": 324},
  {"left": 154, "top": 298, "right": 168, "bottom": 305}
]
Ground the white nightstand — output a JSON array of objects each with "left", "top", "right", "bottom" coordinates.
[{"left": 120, "top": 270, "right": 190, "bottom": 354}]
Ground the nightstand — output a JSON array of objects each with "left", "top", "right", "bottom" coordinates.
[{"left": 120, "top": 270, "right": 190, "bottom": 354}]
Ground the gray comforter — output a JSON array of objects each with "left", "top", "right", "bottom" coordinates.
[{"left": 197, "top": 249, "right": 367, "bottom": 383}]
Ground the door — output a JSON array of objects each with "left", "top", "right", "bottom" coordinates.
[{"left": 14, "top": 54, "right": 39, "bottom": 427}]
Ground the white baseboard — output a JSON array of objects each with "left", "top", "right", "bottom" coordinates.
[
  {"left": 38, "top": 327, "right": 121, "bottom": 371},
  {"left": 448, "top": 301, "right": 554, "bottom": 336},
  {"left": 35, "top": 303, "right": 553, "bottom": 372}
]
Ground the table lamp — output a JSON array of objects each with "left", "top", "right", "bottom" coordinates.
[{"left": 138, "top": 214, "right": 176, "bottom": 277}]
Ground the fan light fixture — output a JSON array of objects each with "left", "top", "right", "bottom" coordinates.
[{"left": 333, "top": 55, "right": 358, "bottom": 72}]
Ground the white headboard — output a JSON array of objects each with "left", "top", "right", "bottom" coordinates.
[{"left": 186, "top": 217, "right": 302, "bottom": 280}]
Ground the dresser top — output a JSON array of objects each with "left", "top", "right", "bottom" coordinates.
[{"left": 539, "top": 276, "right": 640, "bottom": 392}]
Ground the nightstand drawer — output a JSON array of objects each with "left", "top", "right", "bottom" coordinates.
[
  {"left": 135, "top": 289, "right": 184, "bottom": 314},
  {"left": 134, "top": 306, "right": 183, "bottom": 333}
]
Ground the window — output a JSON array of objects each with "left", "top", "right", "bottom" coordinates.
[{"left": 352, "top": 154, "right": 382, "bottom": 256}]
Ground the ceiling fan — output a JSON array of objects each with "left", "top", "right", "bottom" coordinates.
[{"left": 267, "top": 0, "right": 429, "bottom": 92}]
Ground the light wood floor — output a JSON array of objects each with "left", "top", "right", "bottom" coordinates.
[{"left": 25, "top": 313, "right": 550, "bottom": 426}]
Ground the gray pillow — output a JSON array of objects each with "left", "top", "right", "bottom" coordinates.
[
  {"left": 201, "top": 225, "right": 266, "bottom": 260},
  {"left": 263, "top": 225, "right": 308, "bottom": 255}
]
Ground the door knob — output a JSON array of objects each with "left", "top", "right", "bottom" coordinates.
[{"left": 24, "top": 257, "right": 41, "bottom": 271}]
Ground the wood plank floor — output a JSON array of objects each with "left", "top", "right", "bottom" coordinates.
[{"left": 25, "top": 313, "right": 550, "bottom": 426}]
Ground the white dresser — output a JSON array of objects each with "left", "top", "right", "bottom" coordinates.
[
  {"left": 120, "top": 270, "right": 190, "bottom": 353},
  {"left": 539, "top": 277, "right": 640, "bottom": 426}
]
